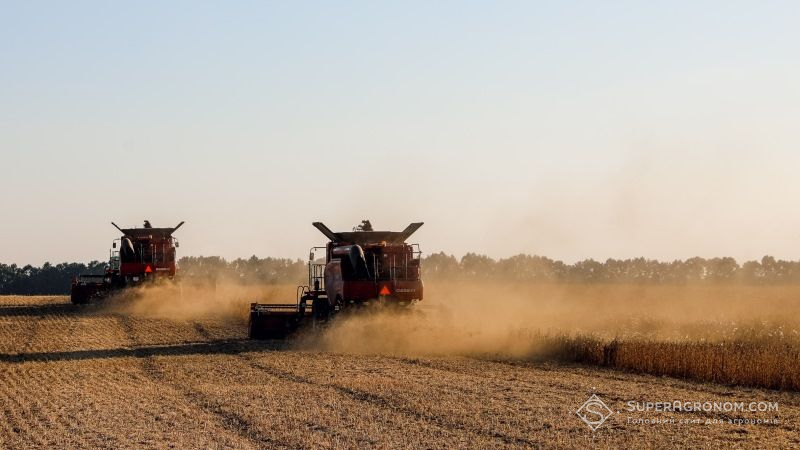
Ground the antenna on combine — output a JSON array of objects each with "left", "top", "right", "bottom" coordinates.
[
  {"left": 111, "top": 222, "right": 124, "bottom": 233},
  {"left": 356, "top": 220, "right": 373, "bottom": 232}
]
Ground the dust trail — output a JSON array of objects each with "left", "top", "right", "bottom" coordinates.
[
  {"left": 101, "top": 280, "right": 297, "bottom": 322},
  {"left": 101, "top": 279, "right": 800, "bottom": 358},
  {"left": 309, "top": 282, "right": 800, "bottom": 357}
]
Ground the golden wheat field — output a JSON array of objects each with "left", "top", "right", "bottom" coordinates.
[{"left": 1, "top": 283, "right": 799, "bottom": 448}]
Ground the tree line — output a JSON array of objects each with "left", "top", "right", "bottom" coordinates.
[
  {"left": 1, "top": 254, "right": 799, "bottom": 295},
  {"left": 0, "top": 257, "right": 307, "bottom": 295},
  {"left": 0, "top": 261, "right": 109, "bottom": 295},
  {"left": 423, "top": 253, "right": 796, "bottom": 283}
]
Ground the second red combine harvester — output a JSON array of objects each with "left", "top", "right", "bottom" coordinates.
[
  {"left": 70, "top": 220, "right": 184, "bottom": 304},
  {"left": 249, "top": 220, "right": 424, "bottom": 339}
]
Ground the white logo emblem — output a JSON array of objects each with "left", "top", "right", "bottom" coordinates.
[{"left": 575, "top": 394, "right": 614, "bottom": 431}]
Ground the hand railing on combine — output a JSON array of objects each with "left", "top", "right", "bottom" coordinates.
[
  {"left": 389, "top": 244, "right": 422, "bottom": 280},
  {"left": 410, "top": 243, "right": 422, "bottom": 261},
  {"left": 308, "top": 263, "right": 325, "bottom": 291},
  {"left": 108, "top": 250, "right": 121, "bottom": 271},
  {"left": 307, "top": 246, "right": 327, "bottom": 291}
]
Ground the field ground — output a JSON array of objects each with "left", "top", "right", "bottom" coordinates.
[{"left": 1, "top": 295, "right": 799, "bottom": 448}]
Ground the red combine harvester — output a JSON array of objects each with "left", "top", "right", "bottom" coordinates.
[
  {"left": 249, "top": 220, "right": 424, "bottom": 339},
  {"left": 70, "top": 220, "right": 184, "bottom": 304}
]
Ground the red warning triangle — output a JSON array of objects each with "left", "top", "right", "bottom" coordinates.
[
  {"left": 379, "top": 285, "right": 391, "bottom": 296},
  {"left": 145, "top": 265, "right": 153, "bottom": 273}
]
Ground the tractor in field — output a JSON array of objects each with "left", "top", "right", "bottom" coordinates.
[
  {"left": 70, "top": 221, "right": 184, "bottom": 304},
  {"left": 249, "top": 221, "right": 424, "bottom": 339}
]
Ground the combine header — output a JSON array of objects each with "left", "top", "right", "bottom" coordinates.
[
  {"left": 70, "top": 220, "right": 184, "bottom": 304},
  {"left": 249, "top": 220, "right": 424, "bottom": 339}
]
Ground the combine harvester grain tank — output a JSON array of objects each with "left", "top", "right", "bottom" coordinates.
[{"left": 249, "top": 220, "right": 424, "bottom": 339}]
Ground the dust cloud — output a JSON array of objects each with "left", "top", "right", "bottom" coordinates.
[
  {"left": 310, "top": 282, "right": 800, "bottom": 357},
  {"left": 101, "top": 280, "right": 297, "bottom": 322},
  {"left": 102, "top": 279, "right": 800, "bottom": 358}
]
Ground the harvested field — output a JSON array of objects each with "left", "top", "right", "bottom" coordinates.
[{"left": 1, "top": 293, "right": 799, "bottom": 448}]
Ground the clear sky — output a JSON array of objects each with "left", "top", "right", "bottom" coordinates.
[{"left": 2, "top": 1, "right": 800, "bottom": 265}]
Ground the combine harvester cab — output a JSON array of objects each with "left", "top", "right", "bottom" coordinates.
[
  {"left": 249, "top": 220, "right": 424, "bottom": 339},
  {"left": 70, "top": 220, "right": 184, "bottom": 304}
]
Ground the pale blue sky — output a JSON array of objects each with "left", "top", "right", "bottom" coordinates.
[{"left": 2, "top": 1, "right": 800, "bottom": 264}]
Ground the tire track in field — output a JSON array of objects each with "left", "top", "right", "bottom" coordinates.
[
  {"left": 17, "top": 313, "right": 38, "bottom": 355},
  {"left": 1, "top": 302, "right": 56, "bottom": 446},
  {"left": 0, "top": 308, "right": 48, "bottom": 447},
  {"left": 169, "top": 323, "right": 387, "bottom": 447},
  {"left": 0, "top": 368, "right": 48, "bottom": 447},
  {"left": 394, "top": 356, "right": 613, "bottom": 410},
  {"left": 71, "top": 365, "right": 145, "bottom": 447},
  {"left": 1, "top": 354, "right": 79, "bottom": 446},
  {"left": 117, "top": 315, "right": 282, "bottom": 449},
  {"left": 394, "top": 356, "right": 553, "bottom": 389},
  {"left": 237, "top": 351, "right": 536, "bottom": 448},
  {"left": 0, "top": 304, "right": 104, "bottom": 448},
  {"left": 12, "top": 363, "right": 92, "bottom": 447},
  {"left": 186, "top": 324, "right": 519, "bottom": 447}
]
